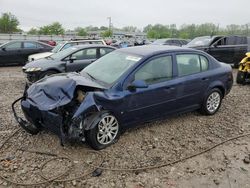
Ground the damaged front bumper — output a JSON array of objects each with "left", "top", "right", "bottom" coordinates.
[{"left": 12, "top": 97, "right": 86, "bottom": 145}]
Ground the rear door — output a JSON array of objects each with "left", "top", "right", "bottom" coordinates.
[
  {"left": 22, "top": 42, "right": 45, "bottom": 63},
  {"left": 65, "top": 48, "right": 97, "bottom": 72},
  {"left": 174, "top": 53, "right": 210, "bottom": 110}
]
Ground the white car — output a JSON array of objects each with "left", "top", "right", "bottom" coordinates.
[{"left": 28, "top": 39, "right": 106, "bottom": 62}]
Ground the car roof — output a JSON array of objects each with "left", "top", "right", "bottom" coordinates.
[
  {"left": 116, "top": 45, "right": 200, "bottom": 57},
  {"left": 64, "top": 39, "right": 105, "bottom": 44},
  {"left": 69, "top": 44, "right": 115, "bottom": 50},
  {"left": 1, "top": 40, "right": 52, "bottom": 47}
]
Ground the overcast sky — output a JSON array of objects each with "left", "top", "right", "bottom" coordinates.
[{"left": 1, "top": 0, "right": 250, "bottom": 31}]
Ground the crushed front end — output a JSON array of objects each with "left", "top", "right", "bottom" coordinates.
[{"left": 12, "top": 73, "right": 105, "bottom": 145}]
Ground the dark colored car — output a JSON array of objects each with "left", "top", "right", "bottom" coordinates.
[
  {"left": 23, "top": 45, "right": 116, "bottom": 83},
  {"left": 186, "top": 35, "right": 250, "bottom": 67},
  {"left": 151, "top": 38, "right": 188, "bottom": 46},
  {"left": 0, "top": 40, "right": 53, "bottom": 66},
  {"left": 13, "top": 46, "right": 233, "bottom": 150}
]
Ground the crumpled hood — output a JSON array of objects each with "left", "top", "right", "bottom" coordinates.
[{"left": 26, "top": 72, "right": 105, "bottom": 111}]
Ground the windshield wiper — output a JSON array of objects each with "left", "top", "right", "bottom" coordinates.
[{"left": 85, "top": 72, "right": 96, "bottom": 81}]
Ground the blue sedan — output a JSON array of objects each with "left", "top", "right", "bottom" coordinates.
[{"left": 13, "top": 45, "right": 233, "bottom": 150}]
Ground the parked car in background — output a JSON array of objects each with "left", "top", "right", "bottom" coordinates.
[
  {"left": 28, "top": 39, "right": 107, "bottom": 62},
  {"left": 23, "top": 45, "right": 115, "bottom": 83},
  {"left": 0, "top": 40, "right": 53, "bottom": 66},
  {"left": 39, "top": 40, "right": 57, "bottom": 46},
  {"left": 110, "top": 40, "right": 134, "bottom": 48},
  {"left": 14, "top": 45, "right": 233, "bottom": 150},
  {"left": 151, "top": 38, "right": 188, "bottom": 46},
  {"left": 186, "top": 35, "right": 250, "bottom": 67}
]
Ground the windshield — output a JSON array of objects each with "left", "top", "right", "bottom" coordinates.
[
  {"left": 187, "top": 36, "right": 212, "bottom": 47},
  {"left": 51, "top": 43, "right": 64, "bottom": 53},
  {"left": 152, "top": 39, "right": 167, "bottom": 45},
  {"left": 82, "top": 51, "right": 142, "bottom": 85},
  {"left": 50, "top": 46, "right": 77, "bottom": 60}
]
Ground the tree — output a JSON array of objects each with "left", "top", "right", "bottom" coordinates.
[
  {"left": 122, "top": 26, "right": 137, "bottom": 32},
  {"left": 0, "top": 12, "right": 19, "bottom": 33},
  {"left": 101, "top": 30, "right": 112, "bottom": 37},
  {"left": 38, "top": 22, "right": 64, "bottom": 35},
  {"left": 75, "top": 27, "right": 87, "bottom": 36},
  {"left": 28, "top": 27, "right": 38, "bottom": 35},
  {"left": 100, "top": 26, "right": 108, "bottom": 30}
]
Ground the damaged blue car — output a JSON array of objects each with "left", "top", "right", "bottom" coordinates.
[{"left": 12, "top": 45, "right": 233, "bottom": 150}]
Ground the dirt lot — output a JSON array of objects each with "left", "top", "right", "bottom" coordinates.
[{"left": 0, "top": 66, "right": 250, "bottom": 188}]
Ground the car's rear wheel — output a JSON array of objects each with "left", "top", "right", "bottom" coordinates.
[
  {"left": 86, "top": 112, "right": 120, "bottom": 150},
  {"left": 200, "top": 88, "right": 222, "bottom": 115},
  {"left": 236, "top": 71, "right": 246, "bottom": 85}
]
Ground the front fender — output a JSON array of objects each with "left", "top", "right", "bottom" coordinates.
[{"left": 72, "top": 92, "right": 101, "bottom": 118}]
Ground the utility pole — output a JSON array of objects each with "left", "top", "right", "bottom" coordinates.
[{"left": 107, "top": 17, "right": 112, "bottom": 37}]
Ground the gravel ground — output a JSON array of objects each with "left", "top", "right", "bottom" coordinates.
[{"left": 0, "top": 66, "right": 250, "bottom": 188}]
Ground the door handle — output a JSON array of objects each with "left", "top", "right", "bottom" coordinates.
[
  {"left": 201, "top": 77, "right": 209, "bottom": 81},
  {"left": 164, "top": 86, "right": 175, "bottom": 90}
]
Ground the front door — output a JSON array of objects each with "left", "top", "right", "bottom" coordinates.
[
  {"left": 122, "top": 54, "right": 178, "bottom": 124},
  {"left": 0, "top": 41, "right": 22, "bottom": 65},
  {"left": 66, "top": 48, "right": 97, "bottom": 72},
  {"left": 208, "top": 36, "right": 236, "bottom": 64}
]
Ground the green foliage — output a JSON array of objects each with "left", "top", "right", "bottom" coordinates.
[
  {"left": 101, "top": 30, "right": 112, "bottom": 37},
  {"left": 75, "top": 27, "right": 87, "bottom": 36},
  {"left": 38, "top": 22, "right": 64, "bottom": 35},
  {"left": 122, "top": 26, "right": 137, "bottom": 32},
  {"left": 28, "top": 28, "right": 38, "bottom": 35},
  {"left": 100, "top": 26, "right": 108, "bottom": 30},
  {"left": 0, "top": 12, "right": 20, "bottom": 33},
  {"left": 144, "top": 23, "right": 250, "bottom": 39}
]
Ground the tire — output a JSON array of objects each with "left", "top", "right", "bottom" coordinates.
[
  {"left": 86, "top": 112, "right": 120, "bottom": 150},
  {"left": 233, "top": 62, "right": 239, "bottom": 68},
  {"left": 200, "top": 88, "right": 223, "bottom": 115},
  {"left": 236, "top": 71, "right": 246, "bottom": 85},
  {"left": 39, "top": 70, "right": 58, "bottom": 80}
]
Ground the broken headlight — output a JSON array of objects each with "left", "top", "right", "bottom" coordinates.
[{"left": 76, "top": 89, "right": 85, "bottom": 103}]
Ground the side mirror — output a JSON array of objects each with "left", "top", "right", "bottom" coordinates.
[
  {"left": 127, "top": 80, "right": 148, "bottom": 91},
  {"left": 69, "top": 56, "right": 77, "bottom": 63}
]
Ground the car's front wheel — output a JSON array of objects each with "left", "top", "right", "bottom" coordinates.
[
  {"left": 86, "top": 112, "right": 120, "bottom": 150},
  {"left": 200, "top": 88, "right": 222, "bottom": 115}
]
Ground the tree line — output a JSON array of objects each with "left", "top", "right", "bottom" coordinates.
[{"left": 1, "top": 12, "right": 250, "bottom": 39}]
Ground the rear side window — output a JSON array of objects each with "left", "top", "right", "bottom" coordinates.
[
  {"left": 176, "top": 54, "right": 209, "bottom": 76},
  {"left": 100, "top": 48, "right": 114, "bottom": 57},
  {"left": 23, "top": 42, "right": 37, "bottom": 49},
  {"left": 200, "top": 56, "right": 209, "bottom": 71}
]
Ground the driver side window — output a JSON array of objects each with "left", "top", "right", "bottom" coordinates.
[
  {"left": 5, "top": 42, "right": 22, "bottom": 49},
  {"left": 71, "top": 48, "right": 97, "bottom": 60},
  {"left": 134, "top": 55, "right": 172, "bottom": 85}
]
